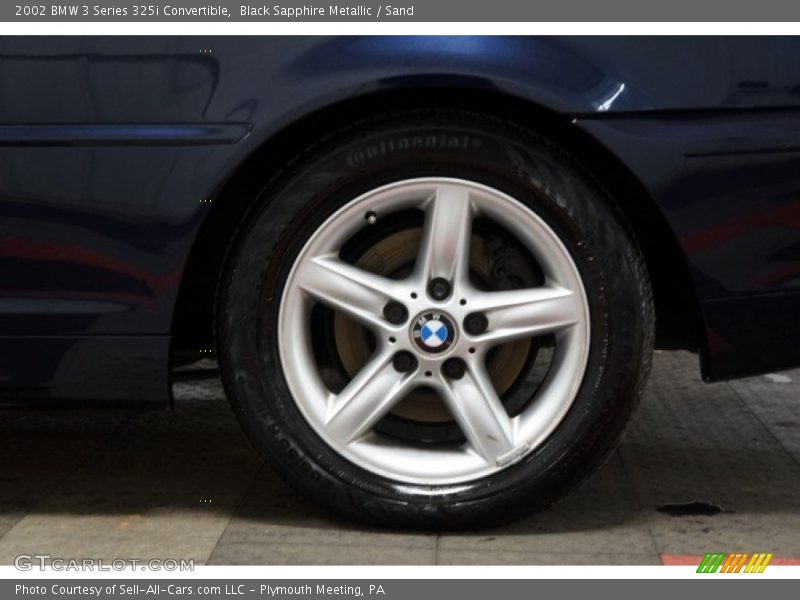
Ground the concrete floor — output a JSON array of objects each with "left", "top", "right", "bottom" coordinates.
[{"left": 0, "top": 351, "right": 798, "bottom": 566}]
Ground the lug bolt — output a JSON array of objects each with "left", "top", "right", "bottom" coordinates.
[
  {"left": 464, "top": 312, "right": 488, "bottom": 335},
  {"left": 383, "top": 301, "right": 408, "bottom": 324},
  {"left": 442, "top": 358, "right": 466, "bottom": 380},
  {"left": 428, "top": 277, "right": 451, "bottom": 301},
  {"left": 392, "top": 351, "right": 417, "bottom": 373}
]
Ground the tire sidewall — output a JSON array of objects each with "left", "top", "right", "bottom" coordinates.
[{"left": 219, "top": 113, "right": 651, "bottom": 526}]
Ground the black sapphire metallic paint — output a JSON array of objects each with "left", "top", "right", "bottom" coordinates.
[{"left": 0, "top": 36, "right": 799, "bottom": 402}]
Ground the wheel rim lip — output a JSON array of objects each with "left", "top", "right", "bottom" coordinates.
[{"left": 277, "top": 177, "right": 591, "bottom": 486}]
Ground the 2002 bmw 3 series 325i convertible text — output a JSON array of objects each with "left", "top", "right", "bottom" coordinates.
[{"left": 1, "top": 37, "right": 799, "bottom": 527}]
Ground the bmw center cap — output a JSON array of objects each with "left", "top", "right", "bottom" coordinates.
[{"left": 412, "top": 312, "right": 457, "bottom": 353}]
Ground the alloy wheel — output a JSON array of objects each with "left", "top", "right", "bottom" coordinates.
[{"left": 278, "top": 178, "right": 590, "bottom": 485}]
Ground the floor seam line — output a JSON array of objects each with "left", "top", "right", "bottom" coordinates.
[
  {"left": 204, "top": 461, "right": 267, "bottom": 566},
  {"left": 615, "top": 446, "right": 664, "bottom": 561},
  {"left": 0, "top": 410, "right": 134, "bottom": 543},
  {"left": 726, "top": 381, "right": 800, "bottom": 470}
]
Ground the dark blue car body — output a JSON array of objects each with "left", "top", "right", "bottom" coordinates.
[{"left": 1, "top": 36, "right": 799, "bottom": 403}]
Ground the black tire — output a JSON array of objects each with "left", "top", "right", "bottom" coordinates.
[{"left": 217, "top": 109, "right": 654, "bottom": 529}]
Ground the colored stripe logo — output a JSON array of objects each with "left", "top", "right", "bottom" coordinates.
[{"left": 697, "top": 553, "right": 773, "bottom": 573}]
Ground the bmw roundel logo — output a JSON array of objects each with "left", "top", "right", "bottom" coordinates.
[{"left": 412, "top": 312, "right": 457, "bottom": 353}]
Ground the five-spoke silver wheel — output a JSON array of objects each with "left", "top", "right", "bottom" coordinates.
[{"left": 279, "top": 178, "right": 590, "bottom": 484}]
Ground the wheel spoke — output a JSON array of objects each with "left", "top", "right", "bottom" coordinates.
[
  {"left": 415, "top": 184, "right": 473, "bottom": 287},
  {"left": 295, "top": 254, "right": 403, "bottom": 329},
  {"left": 326, "top": 354, "right": 415, "bottom": 445},
  {"left": 440, "top": 365, "right": 515, "bottom": 464},
  {"left": 471, "top": 285, "right": 583, "bottom": 345}
]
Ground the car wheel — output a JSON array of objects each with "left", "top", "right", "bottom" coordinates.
[{"left": 218, "top": 110, "right": 654, "bottom": 528}]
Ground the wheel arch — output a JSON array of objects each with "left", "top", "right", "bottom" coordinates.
[{"left": 171, "top": 86, "right": 704, "bottom": 363}]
